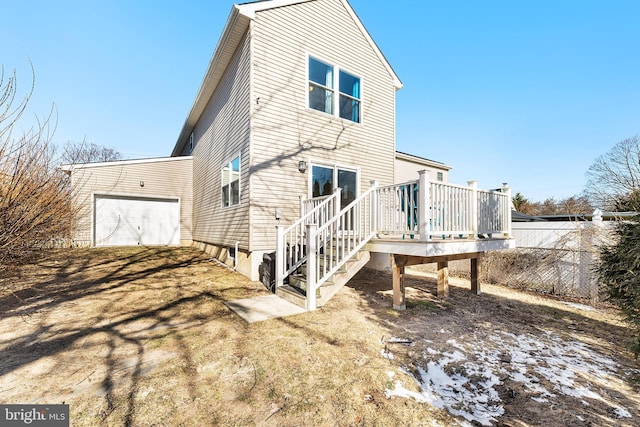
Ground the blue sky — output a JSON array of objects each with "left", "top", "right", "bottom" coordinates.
[{"left": 3, "top": 1, "right": 639, "bottom": 202}]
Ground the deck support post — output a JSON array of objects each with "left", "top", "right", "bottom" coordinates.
[
  {"left": 391, "top": 254, "right": 406, "bottom": 310},
  {"left": 437, "top": 261, "right": 449, "bottom": 297},
  {"left": 471, "top": 254, "right": 482, "bottom": 295}
]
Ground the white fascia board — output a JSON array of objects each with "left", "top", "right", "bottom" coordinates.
[
  {"left": 339, "top": 0, "right": 403, "bottom": 89},
  {"left": 172, "top": 6, "right": 249, "bottom": 156},
  {"left": 60, "top": 156, "right": 193, "bottom": 172},
  {"left": 236, "top": 0, "right": 316, "bottom": 19},
  {"left": 395, "top": 151, "right": 452, "bottom": 171}
]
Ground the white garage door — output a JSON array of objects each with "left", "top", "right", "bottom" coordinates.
[{"left": 94, "top": 195, "right": 180, "bottom": 246}]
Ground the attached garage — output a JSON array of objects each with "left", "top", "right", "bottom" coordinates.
[{"left": 94, "top": 194, "right": 180, "bottom": 247}]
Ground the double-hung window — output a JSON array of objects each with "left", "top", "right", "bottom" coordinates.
[
  {"left": 308, "top": 56, "right": 361, "bottom": 123},
  {"left": 222, "top": 155, "right": 240, "bottom": 207}
]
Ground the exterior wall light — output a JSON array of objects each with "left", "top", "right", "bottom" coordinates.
[{"left": 298, "top": 160, "right": 307, "bottom": 173}]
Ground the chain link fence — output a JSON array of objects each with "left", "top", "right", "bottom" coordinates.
[{"left": 414, "top": 220, "right": 614, "bottom": 303}]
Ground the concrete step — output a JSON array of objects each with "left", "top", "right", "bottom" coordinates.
[{"left": 275, "top": 285, "right": 306, "bottom": 309}]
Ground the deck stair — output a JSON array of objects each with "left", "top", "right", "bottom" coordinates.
[{"left": 276, "top": 248, "right": 370, "bottom": 308}]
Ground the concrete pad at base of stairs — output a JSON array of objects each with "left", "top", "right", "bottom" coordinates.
[{"left": 225, "top": 294, "right": 307, "bottom": 323}]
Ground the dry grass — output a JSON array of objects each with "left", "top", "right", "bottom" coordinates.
[{"left": 0, "top": 247, "right": 638, "bottom": 426}]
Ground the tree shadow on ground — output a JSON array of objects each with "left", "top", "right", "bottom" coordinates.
[{"left": 0, "top": 247, "right": 256, "bottom": 425}]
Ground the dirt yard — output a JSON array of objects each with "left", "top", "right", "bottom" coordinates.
[{"left": 0, "top": 247, "right": 638, "bottom": 426}]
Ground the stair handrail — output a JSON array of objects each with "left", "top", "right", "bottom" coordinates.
[
  {"left": 275, "top": 189, "right": 341, "bottom": 289},
  {"left": 305, "top": 183, "right": 378, "bottom": 309}
]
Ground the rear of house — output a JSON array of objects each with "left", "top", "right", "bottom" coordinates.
[
  {"left": 62, "top": 0, "right": 514, "bottom": 311},
  {"left": 170, "top": 0, "right": 402, "bottom": 280}
]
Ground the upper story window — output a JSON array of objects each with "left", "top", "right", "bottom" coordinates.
[
  {"left": 437, "top": 172, "right": 444, "bottom": 182},
  {"left": 222, "top": 155, "right": 240, "bottom": 207},
  {"left": 308, "top": 56, "right": 361, "bottom": 123}
]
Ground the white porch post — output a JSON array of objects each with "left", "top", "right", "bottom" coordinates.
[
  {"left": 333, "top": 187, "right": 342, "bottom": 217},
  {"left": 305, "top": 223, "right": 317, "bottom": 310},
  {"left": 370, "top": 180, "right": 379, "bottom": 233},
  {"left": 275, "top": 225, "right": 285, "bottom": 288},
  {"left": 502, "top": 183, "right": 512, "bottom": 237},
  {"left": 418, "top": 170, "right": 431, "bottom": 241},
  {"left": 467, "top": 180, "right": 478, "bottom": 239},
  {"left": 299, "top": 195, "right": 306, "bottom": 218}
]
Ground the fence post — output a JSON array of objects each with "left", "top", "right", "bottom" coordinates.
[
  {"left": 467, "top": 180, "right": 478, "bottom": 239},
  {"left": 418, "top": 170, "right": 430, "bottom": 240},
  {"left": 306, "top": 223, "right": 317, "bottom": 310},
  {"left": 275, "top": 225, "right": 285, "bottom": 288},
  {"left": 502, "top": 183, "right": 512, "bottom": 238}
]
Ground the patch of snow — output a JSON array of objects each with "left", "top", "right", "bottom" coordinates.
[
  {"left": 614, "top": 406, "right": 632, "bottom": 418},
  {"left": 381, "top": 349, "right": 394, "bottom": 360},
  {"left": 385, "top": 328, "right": 631, "bottom": 425},
  {"left": 563, "top": 302, "right": 595, "bottom": 311}
]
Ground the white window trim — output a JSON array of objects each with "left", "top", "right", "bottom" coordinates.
[
  {"left": 221, "top": 153, "right": 241, "bottom": 208},
  {"left": 306, "top": 53, "right": 363, "bottom": 125}
]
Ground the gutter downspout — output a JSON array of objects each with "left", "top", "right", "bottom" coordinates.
[{"left": 234, "top": 241, "right": 239, "bottom": 271}]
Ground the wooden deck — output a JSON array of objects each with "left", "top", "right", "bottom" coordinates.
[{"left": 277, "top": 173, "right": 514, "bottom": 310}]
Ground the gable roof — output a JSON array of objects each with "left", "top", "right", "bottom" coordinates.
[{"left": 172, "top": 0, "right": 402, "bottom": 156}]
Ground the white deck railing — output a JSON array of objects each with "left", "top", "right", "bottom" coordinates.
[
  {"left": 376, "top": 171, "right": 511, "bottom": 239},
  {"left": 277, "top": 190, "right": 340, "bottom": 281},
  {"left": 300, "top": 192, "right": 339, "bottom": 224},
  {"left": 478, "top": 188, "right": 511, "bottom": 236},
  {"left": 276, "top": 172, "right": 512, "bottom": 310}
]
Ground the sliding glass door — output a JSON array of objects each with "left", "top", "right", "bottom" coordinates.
[{"left": 310, "top": 164, "right": 359, "bottom": 230}]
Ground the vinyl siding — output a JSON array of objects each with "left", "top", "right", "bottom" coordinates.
[
  {"left": 191, "top": 31, "right": 252, "bottom": 250},
  {"left": 395, "top": 158, "right": 450, "bottom": 184},
  {"left": 249, "top": 0, "right": 397, "bottom": 251},
  {"left": 69, "top": 157, "right": 193, "bottom": 246}
]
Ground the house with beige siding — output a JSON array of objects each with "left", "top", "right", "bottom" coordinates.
[
  {"left": 167, "top": 0, "right": 402, "bottom": 281},
  {"left": 64, "top": 0, "right": 515, "bottom": 311}
]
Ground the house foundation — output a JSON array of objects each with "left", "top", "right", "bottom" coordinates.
[{"left": 193, "top": 241, "right": 266, "bottom": 281}]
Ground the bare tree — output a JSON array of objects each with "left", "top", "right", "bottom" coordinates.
[
  {"left": 62, "top": 140, "right": 122, "bottom": 165},
  {"left": 0, "top": 65, "right": 74, "bottom": 266},
  {"left": 585, "top": 135, "right": 640, "bottom": 210}
]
